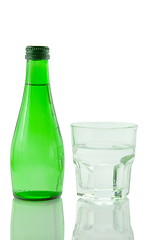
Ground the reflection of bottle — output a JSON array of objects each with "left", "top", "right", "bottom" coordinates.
[
  {"left": 73, "top": 198, "right": 134, "bottom": 240},
  {"left": 11, "top": 198, "right": 64, "bottom": 240},
  {"left": 10, "top": 46, "right": 64, "bottom": 200}
]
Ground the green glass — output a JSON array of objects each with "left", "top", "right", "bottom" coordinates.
[{"left": 10, "top": 50, "right": 64, "bottom": 200}]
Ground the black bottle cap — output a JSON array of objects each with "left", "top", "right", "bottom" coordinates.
[{"left": 25, "top": 46, "right": 50, "bottom": 60}]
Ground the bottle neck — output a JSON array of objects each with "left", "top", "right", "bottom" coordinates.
[{"left": 25, "top": 60, "right": 50, "bottom": 85}]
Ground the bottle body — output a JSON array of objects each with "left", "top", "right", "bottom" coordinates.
[{"left": 11, "top": 56, "right": 64, "bottom": 200}]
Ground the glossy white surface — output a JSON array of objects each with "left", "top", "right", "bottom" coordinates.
[{"left": 0, "top": 0, "right": 163, "bottom": 238}]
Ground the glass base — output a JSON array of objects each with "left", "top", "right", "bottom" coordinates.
[
  {"left": 77, "top": 188, "right": 129, "bottom": 199},
  {"left": 13, "top": 191, "right": 62, "bottom": 201}
]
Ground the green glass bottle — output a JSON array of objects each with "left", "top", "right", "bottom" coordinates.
[{"left": 10, "top": 46, "right": 64, "bottom": 200}]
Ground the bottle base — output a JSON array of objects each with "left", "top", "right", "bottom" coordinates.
[{"left": 13, "top": 191, "right": 62, "bottom": 201}]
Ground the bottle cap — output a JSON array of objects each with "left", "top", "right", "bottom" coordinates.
[{"left": 25, "top": 46, "right": 50, "bottom": 60}]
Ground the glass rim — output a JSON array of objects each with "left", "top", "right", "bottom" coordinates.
[{"left": 71, "top": 122, "right": 138, "bottom": 130}]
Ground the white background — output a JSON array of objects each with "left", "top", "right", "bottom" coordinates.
[{"left": 0, "top": 0, "right": 162, "bottom": 239}]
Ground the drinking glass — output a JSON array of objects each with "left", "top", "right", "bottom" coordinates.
[{"left": 71, "top": 122, "right": 137, "bottom": 199}]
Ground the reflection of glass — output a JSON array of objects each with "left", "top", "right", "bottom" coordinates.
[
  {"left": 72, "top": 198, "right": 134, "bottom": 240},
  {"left": 11, "top": 198, "right": 64, "bottom": 240},
  {"left": 71, "top": 122, "right": 137, "bottom": 199}
]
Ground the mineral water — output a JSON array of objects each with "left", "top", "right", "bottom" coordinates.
[{"left": 73, "top": 144, "right": 135, "bottom": 198}]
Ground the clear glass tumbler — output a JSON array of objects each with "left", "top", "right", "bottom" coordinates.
[{"left": 71, "top": 122, "right": 137, "bottom": 199}]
